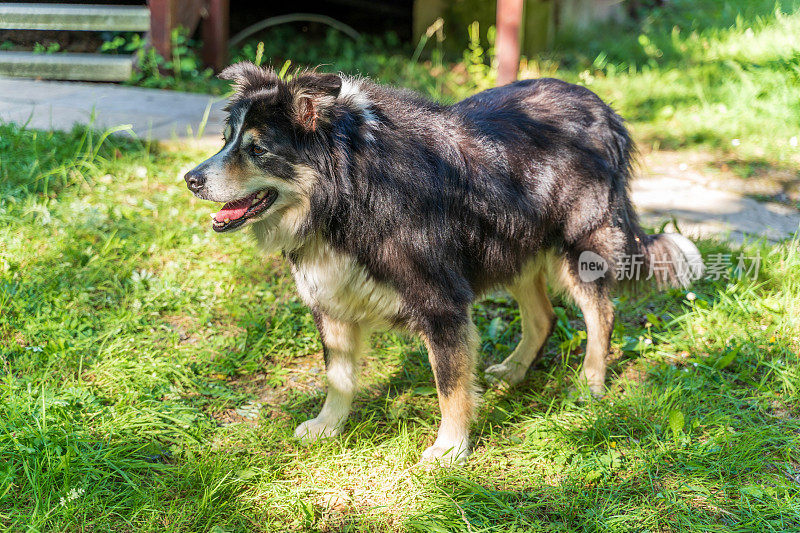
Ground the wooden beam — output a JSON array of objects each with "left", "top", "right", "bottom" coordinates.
[
  {"left": 0, "top": 3, "right": 150, "bottom": 32},
  {"left": 0, "top": 51, "right": 133, "bottom": 81},
  {"left": 496, "top": 0, "right": 523, "bottom": 86}
]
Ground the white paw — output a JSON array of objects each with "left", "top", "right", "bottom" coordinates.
[
  {"left": 419, "top": 440, "right": 471, "bottom": 467},
  {"left": 484, "top": 362, "right": 526, "bottom": 387},
  {"left": 294, "top": 417, "right": 342, "bottom": 443}
]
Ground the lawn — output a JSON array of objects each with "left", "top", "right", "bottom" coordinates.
[{"left": 2, "top": 1, "right": 800, "bottom": 531}]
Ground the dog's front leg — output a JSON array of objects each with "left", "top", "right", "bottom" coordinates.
[
  {"left": 419, "top": 317, "right": 479, "bottom": 466},
  {"left": 295, "top": 313, "right": 366, "bottom": 442}
]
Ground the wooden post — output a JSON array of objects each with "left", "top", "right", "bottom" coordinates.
[
  {"left": 203, "top": 0, "right": 230, "bottom": 72},
  {"left": 496, "top": 0, "right": 523, "bottom": 86},
  {"left": 148, "top": 0, "right": 226, "bottom": 71},
  {"left": 147, "top": 0, "right": 178, "bottom": 61},
  {"left": 201, "top": 0, "right": 229, "bottom": 72}
]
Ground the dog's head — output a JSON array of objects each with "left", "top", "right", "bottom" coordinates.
[{"left": 184, "top": 63, "right": 342, "bottom": 242}]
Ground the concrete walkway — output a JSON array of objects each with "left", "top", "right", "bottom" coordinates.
[
  {"left": 1, "top": 77, "right": 798, "bottom": 243},
  {"left": 0, "top": 78, "right": 226, "bottom": 140}
]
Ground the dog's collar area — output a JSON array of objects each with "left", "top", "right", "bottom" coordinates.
[{"left": 212, "top": 189, "right": 278, "bottom": 232}]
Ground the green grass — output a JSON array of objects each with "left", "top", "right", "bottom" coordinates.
[
  {"left": 3, "top": 1, "right": 800, "bottom": 530},
  {"left": 2, "top": 123, "right": 800, "bottom": 531},
  {"left": 546, "top": 0, "right": 800, "bottom": 164}
]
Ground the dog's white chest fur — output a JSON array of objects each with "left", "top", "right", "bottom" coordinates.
[{"left": 291, "top": 239, "right": 403, "bottom": 324}]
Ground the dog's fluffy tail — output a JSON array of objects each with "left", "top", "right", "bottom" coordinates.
[
  {"left": 608, "top": 184, "right": 703, "bottom": 291},
  {"left": 614, "top": 196, "right": 703, "bottom": 290},
  {"left": 631, "top": 232, "right": 705, "bottom": 289}
]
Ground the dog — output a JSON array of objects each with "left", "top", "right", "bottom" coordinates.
[{"left": 184, "top": 62, "right": 703, "bottom": 465}]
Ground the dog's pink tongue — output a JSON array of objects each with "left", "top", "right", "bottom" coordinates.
[{"left": 214, "top": 196, "right": 252, "bottom": 222}]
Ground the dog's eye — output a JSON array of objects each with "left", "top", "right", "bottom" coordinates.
[{"left": 251, "top": 145, "right": 267, "bottom": 157}]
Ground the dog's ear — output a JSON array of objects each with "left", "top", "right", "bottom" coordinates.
[
  {"left": 290, "top": 73, "right": 342, "bottom": 132},
  {"left": 219, "top": 62, "right": 279, "bottom": 95}
]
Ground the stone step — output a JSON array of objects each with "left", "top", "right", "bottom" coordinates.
[
  {"left": 0, "top": 51, "right": 133, "bottom": 81},
  {"left": 0, "top": 3, "right": 150, "bottom": 32}
]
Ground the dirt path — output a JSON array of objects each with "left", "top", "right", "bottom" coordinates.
[{"left": 633, "top": 151, "right": 800, "bottom": 242}]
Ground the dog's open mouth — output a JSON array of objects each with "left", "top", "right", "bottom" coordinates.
[{"left": 211, "top": 189, "right": 278, "bottom": 232}]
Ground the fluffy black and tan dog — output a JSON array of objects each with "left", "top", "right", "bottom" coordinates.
[{"left": 184, "top": 63, "right": 703, "bottom": 464}]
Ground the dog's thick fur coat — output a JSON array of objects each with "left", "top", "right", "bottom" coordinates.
[{"left": 185, "top": 63, "right": 703, "bottom": 464}]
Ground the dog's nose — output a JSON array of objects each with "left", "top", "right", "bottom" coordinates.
[{"left": 184, "top": 169, "right": 206, "bottom": 193}]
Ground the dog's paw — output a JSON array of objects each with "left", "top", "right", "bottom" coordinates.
[
  {"left": 418, "top": 440, "right": 471, "bottom": 468},
  {"left": 484, "top": 362, "right": 525, "bottom": 388},
  {"left": 576, "top": 368, "right": 606, "bottom": 399},
  {"left": 568, "top": 375, "right": 606, "bottom": 403},
  {"left": 567, "top": 386, "right": 604, "bottom": 403},
  {"left": 294, "top": 417, "right": 342, "bottom": 443}
]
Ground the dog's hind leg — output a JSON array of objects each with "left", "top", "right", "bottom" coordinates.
[
  {"left": 485, "top": 267, "right": 555, "bottom": 387},
  {"left": 419, "top": 315, "right": 479, "bottom": 466},
  {"left": 555, "top": 258, "right": 615, "bottom": 398},
  {"left": 295, "top": 313, "right": 366, "bottom": 442}
]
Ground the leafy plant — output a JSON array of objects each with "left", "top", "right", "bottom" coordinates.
[
  {"left": 32, "top": 42, "right": 60, "bottom": 55},
  {"left": 462, "top": 21, "right": 496, "bottom": 91},
  {"left": 101, "top": 28, "right": 220, "bottom": 93}
]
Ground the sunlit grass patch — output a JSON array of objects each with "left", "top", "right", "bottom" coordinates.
[{"left": 547, "top": 1, "right": 800, "bottom": 165}]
